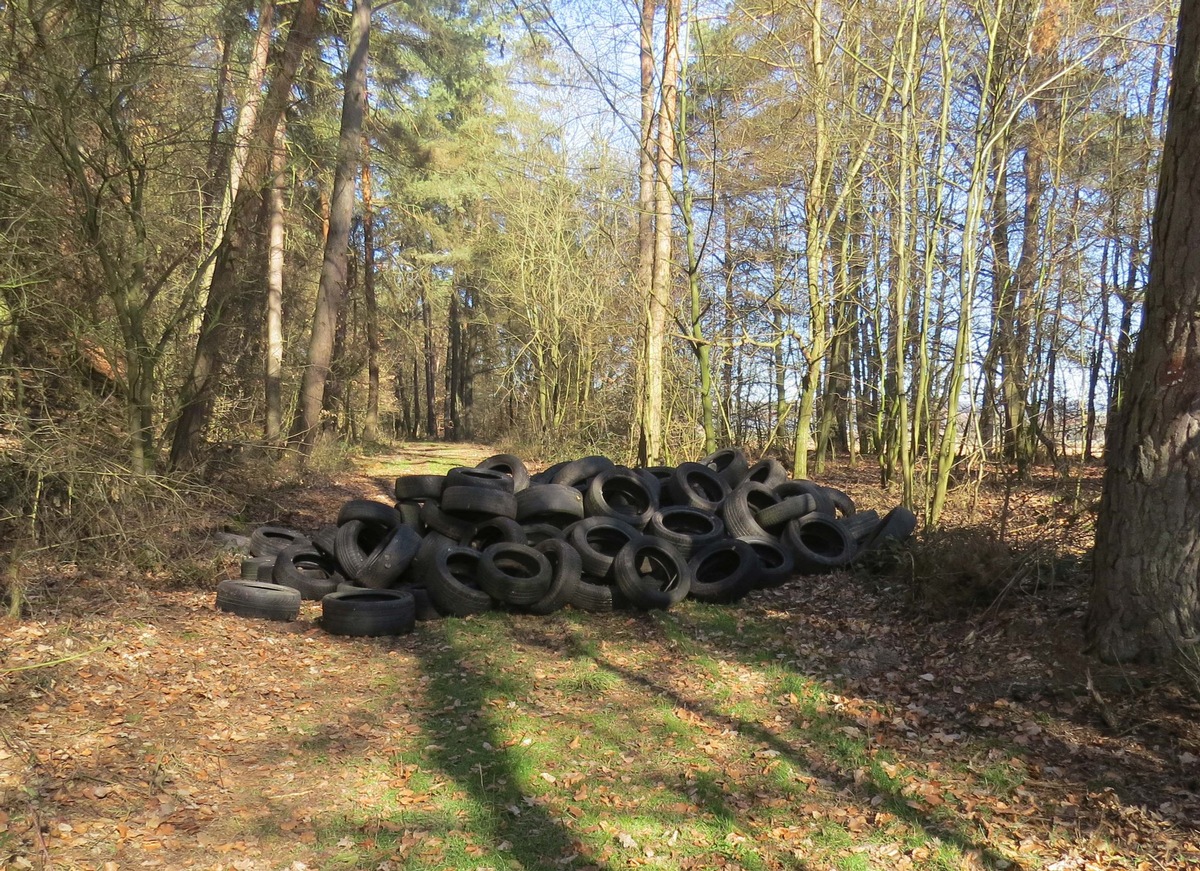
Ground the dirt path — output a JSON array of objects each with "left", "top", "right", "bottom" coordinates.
[{"left": 1, "top": 447, "right": 1197, "bottom": 870}]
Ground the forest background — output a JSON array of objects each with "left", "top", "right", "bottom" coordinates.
[{"left": 0, "top": 0, "right": 1175, "bottom": 575}]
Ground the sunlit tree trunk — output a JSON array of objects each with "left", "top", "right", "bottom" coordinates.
[
  {"left": 264, "top": 120, "right": 286, "bottom": 444},
  {"left": 291, "top": 0, "right": 370, "bottom": 453}
]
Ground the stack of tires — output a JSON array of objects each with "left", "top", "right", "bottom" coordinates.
[{"left": 215, "top": 449, "right": 916, "bottom": 636}]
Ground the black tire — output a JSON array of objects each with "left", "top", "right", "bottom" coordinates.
[
  {"left": 424, "top": 546, "right": 493, "bottom": 617},
  {"left": 313, "top": 525, "right": 339, "bottom": 558},
  {"left": 774, "top": 480, "right": 836, "bottom": 516},
  {"left": 819, "top": 486, "right": 856, "bottom": 518},
  {"left": 515, "top": 484, "right": 585, "bottom": 523},
  {"left": 337, "top": 499, "right": 404, "bottom": 528},
  {"left": 521, "top": 522, "right": 566, "bottom": 545},
  {"left": 665, "top": 462, "right": 731, "bottom": 512},
  {"left": 840, "top": 509, "right": 881, "bottom": 544},
  {"left": 394, "top": 501, "right": 425, "bottom": 532},
  {"left": 754, "top": 494, "right": 819, "bottom": 534},
  {"left": 394, "top": 474, "right": 445, "bottom": 501},
  {"left": 420, "top": 501, "right": 475, "bottom": 540},
  {"left": 477, "top": 453, "right": 531, "bottom": 492},
  {"left": 273, "top": 543, "right": 342, "bottom": 600},
  {"left": 567, "top": 573, "right": 627, "bottom": 612},
  {"left": 742, "top": 537, "right": 796, "bottom": 589},
  {"left": 321, "top": 589, "right": 416, "bottom": 637},
  {"left": 335, "top": 519, "right": 392, "bottom": 579},
  {"left": 356, "top": 524, "right": 422, "bottom": 589},
  {"left": 700, "top": 447, "right": 750, "bottom": 488},
  {"left": 405, "top": 531, "right": 456, "bottom": 584},
  {"left": 530, "top": 460, "right": 570, "bottom": 484},
  {"left": 396, "top": 582, "right": 442, "bottom": 620},
  {"left": 565, "top": 516, "right": 641, "bottom": 577},
  {"left": 864, "top": 506, "right": 918, "bottom": 549},
  {"left": 745, "top": 458, "right": 787, "bottom": 489},
  {"left": 256, "top": 560, "right": 276, "bottom": 582},
  {"left": 612, "top": 537, "right": 691, "bottom": 610},
  {"left": 529, "top": 539, "right": 582, "bottom": 615},
  {"left": 215, "top": 579, "right": 301, "bottom": 622},
  {"left": 551, "top": 455, "right": 615, "bottom": 488},
  {"left": 240, "top": 555, "right": 275, "bottom": 581},
  {"left": 687, "top": 539, "right": 757, "bottom": 604},
  {"left": 721, "top": 482, "right": 781, "bottom": 540},
  {"left": 441, "top": 485, "right": 518, "bottom": 520},
  {"left": 584, "top": 468, "right": 655, "bottom": 529},
  {"left": 783, "top": 514, "right": 858, "bottom": 574},
  {"left": 445, "top": 466, "right": 514, "bottom": 493},
  {"left": 647, "top": 506, "right": 725, "bottom": 559},
  {"left": 250, "top": 525, "right": 310, "bottom": 558},
  {"left": 478, "top": 543, "right": 553, "bottom": 606},
  {"left": 461, "top": 517, "right": 527, "bottom": 551},
  {"left": 635, "top": 468, "right": 663, "bottom": 505}
]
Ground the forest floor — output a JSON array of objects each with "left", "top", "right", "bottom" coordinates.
[{"left": 2, "top": 444, "right": 1198, "bottom": 871}]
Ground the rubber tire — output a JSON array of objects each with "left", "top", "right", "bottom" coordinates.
[
  {"left": 584, "top": 468, "right": 655, "bottom": 529},
  {"left": 551, "top": 455, "right": 615, "bottom": 488},
  {"left": 612, "top": 537, "right": 691, "bottom": 610},
  {"left": 635, "top": 468, "right": 663, "bottom": 505},
  {"left": 864, "top": 506, "right": 918, "bottom": 548},
  {"left": 394, "top": 474, "right": 445, "bottom": 501},
  {"left": 742, "top": 537, "right": 796, "bottom": 589},
  {"left": 250, "top": 525, "right": 310, "bottom": 558},
  {"left": 461, "top": 517, "right": 527, "bottom": 551},
  {"left": 647, "top": 506, "right": 725, "bottom": 559},
  {"left": 241, "top": 555, "right": 275, "bottom": 581},
  {"left": 478, "top": 543, "right": 553, "bottom": 606},
  {"left": 745, "top": 458, "right": 787, "bottom": 489},
  {"left": 396, "top": 582, "right": 442, "bottom": 620},
  {"left": 666, "top": 462, "right": 731, "bottom": 512},
  {"left": 424, "top": 546, "right": 493, "bottom": 617},
  {"left": 394, "top": 501, "right": 426, "bottom": 532},
  {"left": 356, "top": 524, "right": 422, "bottom": 589},
  {"left": 215, "top": 580, "right": 301, "bottom": 621},
  {"left": 441, "top": 485, "right": 518, "bottom": 520},
  {"left": 568, "top": 573, "right": 628, "bottom": 612},
  {"left": 840, "top": 509, "right": 881, "bottom": 544},
  {"left": 477, "top": 453, "right": 531, "bottom": 492},
  {"left": 700, "top": 448, "right": 750, "bottom": 488},
  {"left": 313, "top": 525, "right": 339, "bottom": 559},
  {"left": 784, "top": 514, "right": 858, "bottom": 574},
  {"left": 687, "top": 539, "right": 758, "bottom": 604},
  {"left": 336, "top": 499, "right": 403, "bottom": 529},
  {"left": 273, "top": 543, "right": 342, "bottom": 600},
  {"left": 321, "top": 589, "right": 416, "bottom": 637},
  {"left": 421, "top": 501, "right": 475, "bottom": 540},
  {"left": 521, "top": 522, "right": 566, "bottom": 545},
  {"left": 755, "top": 494, "right": 819, "bottom": 534},
  {"left": 721, "top": 482, "right": 781, "bottom": 540},
  {"left": 516, "top": 484, "right": 585, "bottom": 523},
  {"left": 774, "top": 480, "right": 836, "bottom": 516},
  {"left": 335, "top": 519, "right": 392, "bottom": 580},
  {"left": 819, "top": 485, "right": 856, "bottom": 518},
  {"left": 565, "top": 516, "right": 641, "bottom": 577},
  {"left": 445, "top": 466, "right": 514, "bottom": 493},
  {"left": 529, "top": 539, "right": 582, "bottom": 615},
  {"left": 405, "top": 531, "right": 456, "bottom": 584}
]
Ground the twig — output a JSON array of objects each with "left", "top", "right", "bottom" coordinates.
[
  {"left": 0, "top": 644, "right": 109, "bottom": 674},
  {"left": 1086, "top": 668, "right": 1121, "bottom": 731}
]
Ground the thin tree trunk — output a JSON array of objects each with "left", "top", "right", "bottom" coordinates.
[
  {"left": 290, "top": 0, "right": 370, "bottom": 452},
  {"left": 264, "top": 120, "right": 286, "bottom": 444},
  {"left": 169, "top": 0, "right": 318, "bottom": 469},
  {"left": 362, "top": 130, "right": 380, "bottom": 442},
  {"left": 635, "top": 0, "right": 657, "bottom": 464}
]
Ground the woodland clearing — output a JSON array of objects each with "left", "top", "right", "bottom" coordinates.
[{"left": 1, "top": 445, "right": 1197, "bottom": 871}]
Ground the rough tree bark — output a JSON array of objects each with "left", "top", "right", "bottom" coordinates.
[
  {"left": 291, "top": 0, "right": 370, "bottom": 452},
  {"left": 1088, "top": 0, "right": 1200, "bottom": 664}
]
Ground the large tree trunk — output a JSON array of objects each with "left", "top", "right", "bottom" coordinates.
[
  {"left": 291, "top": 0, "right": 370, "bottom": 452},
  {"left": 264, "top": 120, "right": 286, "bottom": 444},
  {"left": 1088, "top": 1, "right": 1200, "bottom": 664},
  {"left": 635, "top": 0, "right": 659, "bottom": 465},
  {"left": 361, "top": 135, "right": 380, "bottom": 443},
  {"left": 169, "top": 0, "right": 318, "bottom": 469}
]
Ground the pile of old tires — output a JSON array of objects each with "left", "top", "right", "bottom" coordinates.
[{"left": 214, "top": 449, "right": 916, "bottom": 637}]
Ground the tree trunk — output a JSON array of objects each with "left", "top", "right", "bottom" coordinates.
[
  {"left": 362, "top": 133, "right": 380, "bottom": 442},
  {"left": 169, "top": 0, "right": 318, "bottom": 469},
  {"left": 422, "top": 276, "right": 437, "bottom": 437},
  {"left": 1088, "top": 0, "right": 1200, "bottom": 664},
  {"left": 264, "top": 120, "right": 286, "bottom": 444},
  {"left": 291, "top": 0, "right": 369, "bottom": 453}
]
